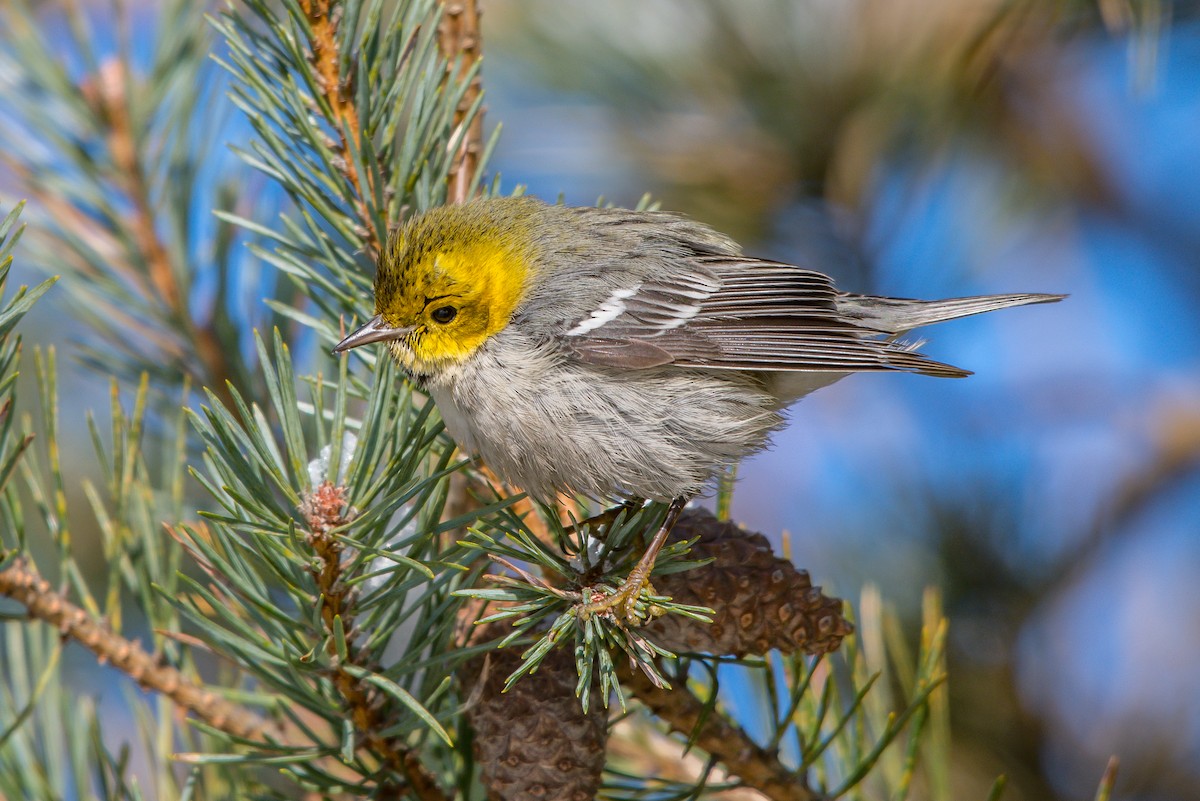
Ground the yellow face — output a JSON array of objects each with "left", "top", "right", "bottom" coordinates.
[{"left": 373, "top": 200, "right": 535, "bottom": 374}]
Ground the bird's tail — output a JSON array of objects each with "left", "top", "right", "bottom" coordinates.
[{"left": 837, "top": 292, "right": 1065, "bottom": 334}]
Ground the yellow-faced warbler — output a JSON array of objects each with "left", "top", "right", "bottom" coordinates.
[{"left": 335, "top": 196, "right": 1062, "bottom": 619}]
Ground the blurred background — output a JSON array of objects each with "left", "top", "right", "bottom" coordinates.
[
  {"left": 481, "top": 3, "right": 1200, "bottom": 799},
  {"left": 4, "top": 1, "right": 1200, "bottom": 799}
]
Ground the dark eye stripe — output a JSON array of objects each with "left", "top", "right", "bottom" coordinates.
[{"left": 422, "top": 293, "right": 457, "bottom": 310}]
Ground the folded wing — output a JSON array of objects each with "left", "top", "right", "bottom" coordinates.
[{"left": 562, "top": 256, "right": 1036, "bottom": 378}]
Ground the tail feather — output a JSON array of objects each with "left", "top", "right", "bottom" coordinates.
[{"left": 837, "top": 292, "right": 1065, "bottom": 334}]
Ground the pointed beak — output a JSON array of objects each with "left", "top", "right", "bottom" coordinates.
[{"left": 333, "top": 315, "right": 413, "bottom": 354}]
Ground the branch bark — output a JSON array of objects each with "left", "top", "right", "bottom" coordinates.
[
  {"left": 621, "top": 665, "right": 828, "bottom": 801},
  {"left": 0, "top": 557, "right": 276, "bottom": 742}
]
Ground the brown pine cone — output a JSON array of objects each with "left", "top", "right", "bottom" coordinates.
[
  {"left": 646, "top": 508, "right": 852, "bottom": 657},
  {"left": 463, "top": 621, "right": 608, "bottom": 801}
]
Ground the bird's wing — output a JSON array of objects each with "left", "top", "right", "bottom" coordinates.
[{"left": 561, "top": 256, "right": 970, "bottom": 377}]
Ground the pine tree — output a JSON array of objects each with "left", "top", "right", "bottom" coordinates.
[{"left": 0, "top": 2, "right": 1117, "bottom": 799}]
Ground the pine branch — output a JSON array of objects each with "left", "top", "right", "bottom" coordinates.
[
  {"left": 0, "top": 0, "right": 266, "bottom": 401},
  {"left": 302, "top": 481, "right": 451, "bottom": 801},
  {"left": 216, "top": 0, "right": 493, "bottom": 349},
  {"left": 607, "top": 716, "right": 767, "bottom": 800},
  {"left": 297, "top": 0, "right": 382, "bottom": 258},
  {"left": 168, "top": 332, "right": 476, "bottom": 792},
  {"left": 0, "top": 557, "right": 274, "bottom": 743}
]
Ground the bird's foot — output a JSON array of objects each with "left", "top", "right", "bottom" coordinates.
[
  {"left": 579, "top": 496, "right": 689, "bottom": 624},
  {"left": 582, "top": 567, "right": 662, "bottom": 624}
]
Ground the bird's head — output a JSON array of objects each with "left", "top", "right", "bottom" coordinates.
[{"left": 334, "top": 197, "right": 540, "bottom": 375}]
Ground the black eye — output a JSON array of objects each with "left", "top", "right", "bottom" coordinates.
[{"left": 431, "top": 306, "right": 458, "bottom": 324}]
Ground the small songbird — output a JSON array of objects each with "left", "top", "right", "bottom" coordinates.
[{"left": 335, "top": 196, "right": 1062, "bottom": 619}]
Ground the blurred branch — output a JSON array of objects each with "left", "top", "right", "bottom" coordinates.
[
  {"left": 437, "top": 0, "right": 484, "bottom": 203},
  {"left": 496, "top": 0, "right": 1133, "bottom": 240},
  {"left": 1107, "top": 407, "right": 1200, "bottom": 532},
  {"left": 0, "top": 556, "right": 275, "bottom": 742},
  {"left": 84, "top": 62, "right": 237, "bottom": 406},
  {"left": 1038, "top": 405, "right": 1200, "bottom": 600},
  {"left": 93, "top": 63, "right": 180, "bottom": 313},
  {"left": 0, "top": 0, "right": 262, "bottom": 403}
]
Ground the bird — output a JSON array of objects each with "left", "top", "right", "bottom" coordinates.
[{"left": 334, "top": 195, "right": 1062, "bottom": 620}]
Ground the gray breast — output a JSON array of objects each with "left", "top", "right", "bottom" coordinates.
[{"left": 429, "top": 332, "right": 784, "bottom": 502}]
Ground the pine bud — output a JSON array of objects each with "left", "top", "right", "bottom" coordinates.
[
  {"left": 463, "top": 622, "right": 608, "bottom": 801},
  {"left": 647, "top": 508, "right": 851, "bottom": 657}
]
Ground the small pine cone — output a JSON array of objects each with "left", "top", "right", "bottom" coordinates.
[
  {"left": 463, "top": 622, "right": 607, "bottom": 801},
  {"left": 647, "top": 508, "right": 852, "bottom": 657}
]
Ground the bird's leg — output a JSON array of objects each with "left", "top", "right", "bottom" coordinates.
[{"left": 583, "top": 496, "right": 688, "bottom": 623}]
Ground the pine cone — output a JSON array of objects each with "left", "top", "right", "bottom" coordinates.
[
  {"left": 646, "top": 508, "right": 852, "bottom": 657},
  {"left": 463, "top": 621, "right": 608, "bottom": 801}
]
